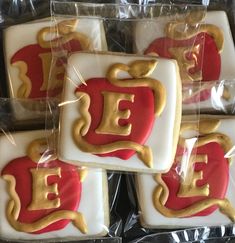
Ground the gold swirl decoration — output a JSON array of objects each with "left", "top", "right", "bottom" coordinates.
[
  {"left": 13, "top": 61, "right": 32, "bottom": 98},
  {"left": 37, "top": 19, "right": 92, "bottom": 50},
  {"left": 15, "top": 19, "right": 92, "bottom": 98},
  {"left": 153, "top": 118, "right": 235, "bottom": 221},
  {"left": 106, "top": 60, "right": 166, "bottom": 117},
  {"left": 165, "top": 10, "right": 224, "bottom": 53},
  {"left": 155, "top": 10, "right": 224, "bottom": 83},
  {"left": 73, "top": 60, "right": 166, "bottom": 168},
  {"left": 153, "top": 174, "right": 235, "bottom": 221},
  {"left": 3, "top": 175, "right": 87, "bottom": 233},
  {"left": 27, "top": 137, "right": 87, "bottom": 181},
  {"left": 2, "top": 138, "right": 88, "bottom": 233}
]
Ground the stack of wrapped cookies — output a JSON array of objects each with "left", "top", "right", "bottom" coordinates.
[{"left": 0, "top": 1, "right": 235, "bottom": 242}]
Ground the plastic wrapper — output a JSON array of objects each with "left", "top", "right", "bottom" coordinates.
[
  {"left": 124, "top": 114, "right": 235, "bottom": 241},
  {"left": 128, "top": 227, "right": 235, "bottom": 242},
  {"left": 6, "top": 1, "right": 232, "bottom": 115},
  {"left": 0, "top": 0, "right": 52, "bottom": 97},
  {"left": 181, "top": 0, "right": 235, "bottom": 115},
  {"left": 1, "top": 1, "right": 235, "bottom": 242},
  {"left": 183, "top": 80, "right": 235, "bottom": 114},
  {"left": 0, "top": 97, "right": 122, "bottom": 242},
  {"left": 121, "top": 2, "right": 235, "bottom": 241},
  {"left": 208, "top": 0, "right": 235, "bottom": 42},
  {"left": 0, "top": 0, "right": 51, "bottom": 117},
  {"left": 48, "top": 1, "right": 220, "bottom": 175}
]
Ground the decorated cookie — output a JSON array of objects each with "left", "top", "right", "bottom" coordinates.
[
  {"left": 58, "top": 52, "right": 181, "bottom": 173},
  {"left": 0, "top": 130, "right": 109, "bottom": 240},
  {"left": 136, "top": 117, "right": 235, "bottom": 228},
  {"left": 4, "top": 18, "right": 107, "bottom": 100},
  {"left": 135, "top": 11, "right": 235, "bottom": 110}
]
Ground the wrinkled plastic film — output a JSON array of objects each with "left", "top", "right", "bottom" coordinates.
[
  {"left": 0, "top": 98, "right": 122, "bottom": 241},
  {"left": 0, "top": 0, "right": 50, "bottom": 27},
  {"left": 1, "top": 0, "right": 235, "bottom": 242}
]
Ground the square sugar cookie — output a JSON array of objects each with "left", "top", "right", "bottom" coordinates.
[
  {"left": 4, "top": 18, "right": 107, "bottom": 100},
  {"left": 136, "top": 117, "right": 235, "bottom": 228},
  {"left": 58, "top": 52, "right": 181, "bottom": 173},
  {"left": 135, "top": 11, "right": 235, "bottom": 113},
  {"left": 135, "top": 11, "right": 235, "bottom": 82},
  {"left": 0, "top": 130, "right": 109, "bottom": 240}
]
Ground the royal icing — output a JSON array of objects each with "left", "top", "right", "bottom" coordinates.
[
  {"left": 135, "top": 11, "right": 235, "bottom": 110},
  {"left": 58, "top": 52, "right": 181, "bottom": 173},
  {"left": 4, "top": 18, "right": 107, "bottom": 100},
  {"left": 136, "top": 117, "right": 235, "bottom": 228},
  {"left": 0, "top": 130, "right": 109, "bottom": 240}
]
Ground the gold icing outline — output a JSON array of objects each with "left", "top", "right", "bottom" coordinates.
[
  {"left": 27, "top": 138, "right": 57, "bottom": 163},
  {"left": 153, "top": 174, "right": 235, "bottom": 221},
  {"left": 13, "top": 61, "right": 32, "bottom": 98},
  {"left": 165, "top": 11, "right": 224, "bottom": 53},
  {"left": 14, "top": 19, "right": 92, "bottom": 98},
  {"left": 153, "top": 118, "right": 235, "bottom": 221},
  {"left": 106, "top": 60, "right": 166, "bottom": 117},
  {"left": 150, "top": 11, "right": 225, "bottom": 84},
  {"left": 73, "top": 92, "right": 153, "bottom": 168},
  {"left": 2, "top": 174, "right": 88, "bottom": 233},
  {"left": 37, "top": 19, "right": 91, "bottom": 50},
  {"left": 2, "top": 138, "right": 89, "bottom": 233},
  {"left": 179, "top": 119, "right": 233, "bottom": 164},
  {"left": 73, "top": 60, "right": 166, "bottom": 168}
]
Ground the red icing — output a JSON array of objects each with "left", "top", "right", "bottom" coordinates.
[
  {"left": 162, "top": 142, "right": 229, "bottom": 217},
  {"left": 76, "top": 78, "right": 155, "bottom": 160},
  {"left": 145, "top": 33, "right": 221, "bottom": 103},
  {"left": 11, "top": 39, "right": 82, "bottom": 98},
  {"left": 1, "top": 157, "right": 81, "bottom": 234},
  {"left": 145, "top": 33, "right": 221, "bottom": 82}
]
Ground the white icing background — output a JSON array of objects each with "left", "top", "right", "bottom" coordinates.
[
  {"left": 4, "top": 18, "right": 107, "bottom": 98},
  {"left": 58, "top": 52, "right": 179, "bottom": 173},
  {"left": 0, "top": 130, "right": 109, "bottom": 240},
  {"left": 136, "top": 118, "right": 235, "bottom": 227},
  {"left": 135, "top": 11, "right": 235, "bottom": 113}
]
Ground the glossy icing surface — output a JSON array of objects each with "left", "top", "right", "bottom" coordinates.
[
  {"left": 59, "top": 52, "right": 181, "bottom": 173},
  {"left": 135, "top": 11, "right": 235, "bottom": 81},
  {"left": 0, "top": 130, "right": 108, "bottom": 240},
  {"left": 4, "top": 18, "right": 107, "bottom": 99},
  {"left": 136, "top": 118, "right": 235, "bottom": 227}
]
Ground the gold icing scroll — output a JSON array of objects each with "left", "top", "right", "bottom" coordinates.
[
  {"left": 168, "top": 45, "right": 202, "bottom": 83},
  {"left": 2, "top": 174, "right": 88, "bottom": 233},
  {"left": 73, "top": 92, "right": 153, "bottom": 168},
  {"left": 165, "top": 11, "right": 224, "bottom": 52},
  {"left": 177, "top": 154, "right": 210, "bottom": 197},
  {"left": 153, "top": 174, "right": 235, "bottom": 221},
  {"left": 1, "top": 137, "right": 88, "bottom": 233},
  {"left": 152, "top": 118, "right": 235, "bottom": 221},
  {"left": 13, "top": 61, "right": 32, "bottom": 98},
  {"left": 106, "top": 60, "right": 166, "bottom": 117},
  {"left": 163, "top": 11, "right": 224, "bottom": 83},
  {"left": 15, "top": 19, "right": 91, "bottom": 98},
  {"left": 37, "top": 19, "right": 91, "bottom": 50},
  {"left": 73, "top": 60, "right": 166, "bottom": 168},
  {"left": 27, "top": 138, "right": 57, "bottom": 163}
]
